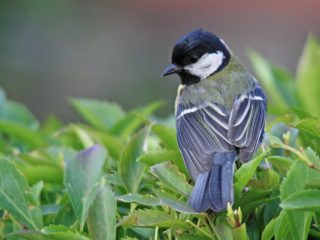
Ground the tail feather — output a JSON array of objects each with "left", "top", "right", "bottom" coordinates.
[
  {"left": 208, "top": 164, "right": 223, "bottom": 211},
  {"left": 189, "top": 152, "right": 236, "bottom": 212},
  {"left": 188, "top": 171, "right": 211, "bottom": 212},
  {"left": 220, "top": 158, "right": 234, "bottom": 210}
]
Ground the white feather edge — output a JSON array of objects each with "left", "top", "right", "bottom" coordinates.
[
  {"left": 176, "top": 102, "right": 229, "bottom": 135},
  {"left": 230, "top": 93, "right": 265, "bottom": 143},
  {"left": 177, "top": 102, "right": 226, "bottom": 119}
]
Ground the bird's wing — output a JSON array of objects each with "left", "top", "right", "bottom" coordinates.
[
  {"left": 176, "top": 102, "right": 233, "bottom": 180},
  {"left": 227, "top": 85, "right": 267, "bottom": 162}
]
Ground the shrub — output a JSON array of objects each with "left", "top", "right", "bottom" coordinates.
[{"left": 0, "top": 35, "right": 320, "bottom": 240}]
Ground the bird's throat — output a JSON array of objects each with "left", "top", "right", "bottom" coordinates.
[{"left": 178, "top": 71, "right": 201, "bottom": 85}]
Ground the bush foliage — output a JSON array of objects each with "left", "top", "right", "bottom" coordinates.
[{"left": 0, "top": 35, "right": 320, "bottom": 240}]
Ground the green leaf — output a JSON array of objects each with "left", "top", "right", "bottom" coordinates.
[
  {"left": 11, "top": 225, "right": 90, "bottom": 240},
  {"left": 249, "top": 168, "right": 280, "bottom": 190},
  {"left": 88, "top": 180, "right": 117, "bottom": 240},
  {"left": 70, "top": 98, "right": 125, "bottom": 130},
  {"left": 212, "top": 216, "right": 233, "bottom": 240},
  {"left": 78, "top": 125, "right": 124, "bottom": 159},
  {"left": 16, "top": 147, "right": 69, "bottom": 185},
  {"left": 243, "top": 197, "right": 279, "bottom": 220},
  {"left": 234, "top": 152, "right": 267, "bottom": 197},
  {"left": 269, "top": 123, "right": 299, "bottom": 148},
  {"left": 0, "top": 121, "right": 46, "bottom": 148},
  {"left": 150, "top": 161, "right": 192, "bottom": 196},
  {"left": 280, "top": 189, "right": 320, "bottom": 211},
  {"left": 138, "top": 149, "right": 188, "bottom": 176},
  {"left": 118, "top": 209, "right": 189, "bottom": 228},
  {"left": 261, "top": 218, "right": 276, "bottom": 240},
  {"left": 129, "top": 227, "right": 154, "bottom": 239},
  {"left": 42, "top": 225, "right": 89, "bottom": 239},
  {"left": 64, "top": 144, "right": 106, "bottom": 230},
  {"left": 22, "top": 165, "right": 63, "bottom": 185},
  {"left": 279, "top": 148, "right": 320, "bottom": 240},
  {"left": 262, "top": 214, "right": 291, "bottom": 240},
  {"left": 266, "top": 156, "right": 293, "bottom": 174},
  {"left": 94, "top": 131, "right": 124, "bottom": 159},
  {"left": 0, "top": 89, "right": 38, "bottom": 129},
  {"left": 155, "top": 191, "right": 196, "bottom": 213},
  {"left": 283, "top": 205, "right": 312, "bottom": 240},
  {"left": 5, "top": 101, "right": 39, "bottom": 129},
  {"left": 41, "top": 204, "right": 60, "bottom": 216},
  {"left": 117, "top": 193, "right": 161, "bottom": 207},
  {"left": 151, "top": 124, "right": 178, "bottom": 150},
  {"left": 42, "top": 115, "right": 63, "bottom": 133},
  {"left": 290, "top": 107, "right": 314, "bottom": 119},
  {"left": 294, "top": 118, "right": 320, "bottom": 139},
  {"left": 305, "top": 177, "right": 320, "bottom": 188},
  {"left": 138, "top": 149, "right": 180, "bottom": 165},
  {"left": 110, "top": 101, "right": 163, "bottom": 137},
  {"left": 236, "top": 189, "right": 271, "bottom": 208},
  {"left": 53, "top": 196, "right": 77, "bottom": 227},
  {"left": 274, "top": 211, "right": 290, "bottom": 240},
  {"left": 68, "top": 125, "right": 95, "bottom": 148},
  {"left": 296, "top": 35, "right": 320, "bottom": 118},
  {"left": 0, "top": 157, "right": 43, "bottom": 230},
  {"left": 118, "top": 127, "right": 149, "bottom": 193},
  {"left": 268, "top": 135, "right": 283, "bottom": 147},
  {"left": 248, "top": 51, "right": 296, "bottom": 113},
  {"left": 179, "top": 234, "right": 211, "bottom": 240},
  {"left": 31, "top": 181, "right": 44, "bottom": 206},
  {"left": 280, "top": 148, "right": 320, "bottom": 199}
]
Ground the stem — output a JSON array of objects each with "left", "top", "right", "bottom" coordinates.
[
  {"left": 154, "top": 226, "right": 159, "bottom": 240},
  {"left": 206, "top": 215, "right": 219, "bottom": 240},
  {"left": 129, "top": 202, "right": 137, "bottom": 213},
  {"left": 232, "top": 224, "right": 248, "bottom": 240},
  {"left": 186, "top": 220, "right": 215, "bottom": 240},
  {"left": 206, "top": 215, "right": 215, "bottom": 231},
  {"left": 273, "top": 143, "right": 320, "bottom": 172},
  {"left": 167, "top": 229, "right": 172, "bottom": 240}
]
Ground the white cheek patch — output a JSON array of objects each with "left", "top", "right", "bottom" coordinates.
[{"left": 184, "top": 51, "right": 224, "bottom": 80}]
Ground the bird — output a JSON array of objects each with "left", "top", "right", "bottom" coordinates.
[{"left": 161, "top": 29, "right": 267, "bottom": 212}]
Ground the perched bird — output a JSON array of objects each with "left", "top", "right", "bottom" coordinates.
[{"left": 162, "top": 29, "right": 267, "bottom": 212}]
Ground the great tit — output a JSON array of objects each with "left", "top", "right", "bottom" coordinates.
[{"left": 162, "top": 29, "right": 267, "bottom": 212}]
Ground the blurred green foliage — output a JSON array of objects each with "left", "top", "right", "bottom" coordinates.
[{"left": 0, "top": 35, "right": 320, "bottom": 240}]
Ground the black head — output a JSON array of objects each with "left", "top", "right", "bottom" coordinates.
[{"left": 162, "top": 29, "right": 231, "bottom": 85}]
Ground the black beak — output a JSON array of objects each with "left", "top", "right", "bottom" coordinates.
[{"left": 161, "top": 64, "right": 181, "bottom": 77}]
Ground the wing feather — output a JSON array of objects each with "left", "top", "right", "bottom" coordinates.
[
  {"left": 176, "top": 102, "right": 233, "bottom": 180},
  {"left": 228, "top": 85, "right": 267, "bottom": 162}
]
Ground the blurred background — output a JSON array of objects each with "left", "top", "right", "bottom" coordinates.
[{"left": 0, "top": 0, "right": 319, "bottom": 121}]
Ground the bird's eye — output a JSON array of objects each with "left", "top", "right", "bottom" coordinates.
[{"left": 189, "top": 55, "right": 198, "bottom": 64}]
